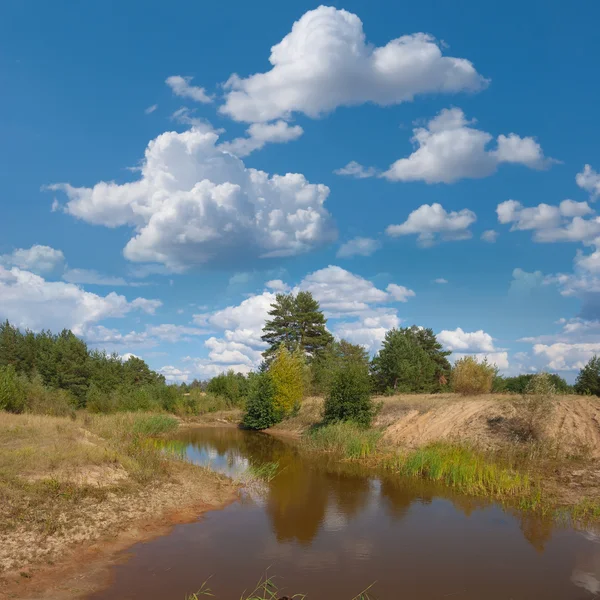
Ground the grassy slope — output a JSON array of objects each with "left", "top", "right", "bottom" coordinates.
[{"left": 273, "top": 394, "right": 600, "bottom": 517}]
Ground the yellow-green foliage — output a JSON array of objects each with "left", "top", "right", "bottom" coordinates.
[
  {"left": 389, "top": 443, "right": 533, "bottom": 499},
  {"left": 269, "top": 347, "right": 305, "bottom": 416},
  {"left": 451, "top": 356, "right": 495, "bottom": 395}
]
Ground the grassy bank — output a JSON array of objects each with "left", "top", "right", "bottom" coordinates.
[
  {"left": 0, "top": 411, "right": 236, "bottom": 579},
  {"left": 280, "top": 394, "right": 600, "bottom": 520}
]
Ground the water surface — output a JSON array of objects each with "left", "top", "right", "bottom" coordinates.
[{"left": 90, "top": 427, "right": 600, "bottom": 599}]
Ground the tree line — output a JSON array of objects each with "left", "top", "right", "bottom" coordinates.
[{"left": 2, "top": 290, "right": 600, "bottom": 422}]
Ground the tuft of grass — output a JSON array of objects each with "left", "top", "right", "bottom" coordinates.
[
  {"left": 306, "top": 422, "right": 381, "bottom": 459},
  {"left": 131, "top": 413, "right": 179, "bottom": 436},
  {"left": 247, "top": 461, "right": 280, "bottom": 483},
  {"left": 386, "top": 442, "right": 533, "bottom": 499},
  {"left": 184, "top": 574, "right": 376, "bottom": 599}
]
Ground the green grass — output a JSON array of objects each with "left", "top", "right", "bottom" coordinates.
[
  {"left": 306, "top": 422, "right": 382, "bottom": 459},
  {"left": 247, "top": 461, "right": 280, "bottom": 482},
  {"left": 131, "top": 413, "right": 179, "bottom": 436},
  {"left": 385, "top": 442, "right": 534, "bottom": 500}
]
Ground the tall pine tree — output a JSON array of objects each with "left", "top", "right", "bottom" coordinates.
[{"left": 261, "top": 291, "right": 332, "bottom": 362}]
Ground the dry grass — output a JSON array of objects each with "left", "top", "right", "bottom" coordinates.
[{"left": 0, "top": 411, "right": 236, "bottom": 575}]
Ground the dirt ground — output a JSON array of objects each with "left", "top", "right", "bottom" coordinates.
[{"left": 0, "top": 413, "right": 238, "bottom": 600}]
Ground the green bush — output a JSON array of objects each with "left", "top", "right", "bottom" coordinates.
[
  {"left": 243, "top": 372, "right": 279, "bottom": 430},
  {"left": 323, "top": 362, "right": 375, "bottom": 427},
  {"left": 451, "top": 356, "right": 496, "bottom": 395},
  {"left": 0, "top": 365, "right": 27, "bottom": 413},
  {"left": 206, "top": 370, "right": 248, "bottom": 405},
  {"left": 24, "top": 375, "right": 75, "bottom": 416}
]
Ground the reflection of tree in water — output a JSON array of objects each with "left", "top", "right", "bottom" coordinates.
[
  {"left": 517, "top": 512, "right": 554, "bottom": 553},
  {"left": 448, "top": 494, "right": 490, "bottom": 517},
  {"left": 325, "top": 471, "right": 371, "bottom": 520},
  {"left": 379, "top": 477, "right": 427, "bottom": 521},
  {"left": 266, "top": 453, "right": 330, "bottom": 545}
]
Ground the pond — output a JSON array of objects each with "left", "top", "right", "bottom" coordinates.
[{"left": 90, "top": 427, "right": 600, "bottom": 599}]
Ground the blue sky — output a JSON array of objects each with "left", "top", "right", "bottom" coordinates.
[{"left": 1, "top": 1, "right": 600, "bottom": 381}]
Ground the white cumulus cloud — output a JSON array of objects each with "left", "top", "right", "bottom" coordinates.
[
  {"left": 50, "top": 128, "right": 336, "bottom": 271},
  {"left": 497, "top": 199, "right": 600, "bottom": 243},
  {"left": 386, "top": 203, "right": 476, "bottom": 246},
  {"left": 220, "top": 6, "right": 487, "bottom": 123},
  {"left": 0, "top": 265, "right": 161, "bottom": 335},
  {"left": 481, "top": 229, "right": 498, "bottom": 243},
  {"left": 0, "top": 245, "right": 65, "bottom": 275},
  {"left": 576, "top": 164, "right": 600, "bottom": 199},
  {"left": 382, "top": 108, "right": 553, "bottom": 184},
  {"left": 438, "top": 327, "right": 495, "bottom": 352}
]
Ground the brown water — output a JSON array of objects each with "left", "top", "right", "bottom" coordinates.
[{"left": 90, "top": 427, "right": 600, "bottom": 599}]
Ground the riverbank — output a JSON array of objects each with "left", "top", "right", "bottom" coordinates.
[
  {"left": 189, "top": 393, "right": 600, "bottom": 517},
  {"left": 0, "top": 412, "right": 238, "bottom": 600}
]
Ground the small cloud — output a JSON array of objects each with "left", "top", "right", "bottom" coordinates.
[
  {"left": 434, "top": 278, "right": 448, "bottom": 284},
  {"left": 481, "top": 229, "right": 498, "bottom": 243},
  {"left": 334, "top": 161, "right": 378, "bottom": 179},
  {"left": 51, "top": 198, "right": 60, "bottom": 212},
  {"left": 266, "top": 279, "right": 290, "bottom": 292},
  {"left": 166, "top": 75, "right": 212, "bottom": 104},
  {"left": 144, "top": 104, "right": 158, "bottom": 115},
  {"left": 337, "top": 237, "right": 381, "bottom": 258}
]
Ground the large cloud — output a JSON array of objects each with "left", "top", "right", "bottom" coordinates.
[
  {"left": 386, "top": 203, "right": 476, "bottom": 246},
  {"left": 0, "top": 265, "right": 161, "bottom": 335},
  {"left": 0, "top": 245, "right": 65, "bottom": 275},
  {"left": 382, "top": 108, "right": 553, "bottom": 184},
  {"left": 50, "top": 128, "right": 336, "bottom": 271},
  {"left": 220, "top": 6, "right": 487, "bottom": 123}
]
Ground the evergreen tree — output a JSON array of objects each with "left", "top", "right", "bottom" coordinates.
[
  {"left": 243, "top": 371, "right": 279, "bottom": 430},
  {"left": 575, "top": 356, "right": 600, "bottom": 396},
  {"left": 371, "top": 328, "right": 437, "bottom": 393},
  {"left": 0, "top": 320, "right": 21, "bottom": 369},
  {"left": 311, "top": 339, "right": 370, "bottom": 394},
  {"left": 294, "top": 291, "right": 333, "bottom": 359},
  {"left": 399, "top": 326, "right": 451, "bottom": 386},
  {"left": 261, "top": 291, "right": 332, "bottom": 362},
  {"left": 53, "top": 330, "right": 90, "bottom": 404}
]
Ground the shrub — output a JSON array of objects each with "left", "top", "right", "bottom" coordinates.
[
  {"left": 0, "top": 365, "right": 27, "bottom": 413},
  {"left": 516, "top": 372, "right": 557, "bottom": 439},
  {"left": 451, "top": 356, "right": 496, "bottom": 395},
  {"left": 206, "top": 370, "right": 248, "bottom": 405},
  {"left": 243, "top": 372, "right": 279, "bottom": 430},
  {"left": 269, "top": 347, "right": 304, "bottom": 417},
  {"left": 323, "top": 362, "right": 375, "bottom": 427},
  {"left": 24, "top": 375, "right": 75, "bottom": 416}
]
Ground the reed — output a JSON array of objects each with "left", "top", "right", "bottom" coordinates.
[{"left": 306, "top": 422, "right": 381, "bottom": 459}]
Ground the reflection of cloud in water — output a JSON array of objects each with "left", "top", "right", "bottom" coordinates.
[
  {"left": 579, "top": 527, "right": 600, "bottom": 544},
  {"left": 572, "top": 569, "right": 600, "bottom": 594},
  {"left": 207, "top": 448, "right": 218, "bottom": 460},
  {"left": 323, "top": 508, "right": 348, "bottom": 532}
]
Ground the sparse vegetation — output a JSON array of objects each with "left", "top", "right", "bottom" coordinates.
[{"left": 451, "top": 355, "right": 496, "bottom": 395}]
